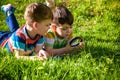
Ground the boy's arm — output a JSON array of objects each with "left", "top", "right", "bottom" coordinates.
[
  {"left": 45, "top": 45, "right": 74, "bottom": 57},
  {"left": 46, "top": 41, "right": 84, "bottom": 57},
  {"left": 14, "top": 49, "right": 49, "bottom": 60},
  {"left": 14, "top": 49, "right": 37, "bottom": 60}
]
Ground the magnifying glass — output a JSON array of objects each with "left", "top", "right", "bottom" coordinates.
[{"left": 69, "top": 37, "right": 83, "bottom": 47}]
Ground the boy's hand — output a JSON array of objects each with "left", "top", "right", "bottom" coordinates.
[
  {"left": 38, "top": 49, "right": 50, "bottom": 60},
  {"left": 79, "top": 41, "right": 84, "bottom": 49},
  {"left": 14, "top": 49, "right": 33, "bottom": 56}
]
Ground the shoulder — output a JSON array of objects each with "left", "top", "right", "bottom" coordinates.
[
  {"left": 9, "top": 26, "right": 26, "bottom": 43},
  {"left": 16, "top": 26, "right": 26, "bottom": 39},
  {"left": 68, "top": 33, "right": 74, "bottom": 39},
  {"left": 36, "top": 36, "right": 44, "bottom": 44},
  {"left": 45, "top": 29, "right": 55, "bottom": 39}
]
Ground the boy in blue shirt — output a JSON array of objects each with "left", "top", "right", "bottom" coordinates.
[{"left": 0, "top": 3, "right": 53, "bottom": 60}]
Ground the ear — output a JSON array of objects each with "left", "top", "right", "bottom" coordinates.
[
  {"left": 51, "top": 24, "right": 56, "bottom": 32},
  {"left": 32, "top": 22, "right": 38, "bottom": 30}
]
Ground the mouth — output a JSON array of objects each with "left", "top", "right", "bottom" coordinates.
[{"left": 66, "top": 33, "right": 70, "bottom": 36}]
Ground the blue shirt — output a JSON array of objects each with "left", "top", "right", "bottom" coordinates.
[{"left": 2, "top": 25, "right": 44, "bottom": 55}]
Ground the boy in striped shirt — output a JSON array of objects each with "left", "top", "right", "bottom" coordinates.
[
  {"left": 45, "top": 1, "right": 84, "bottom": 57},
  {"left": 0, "top": 3, "right": 53, "bottom": 60}
]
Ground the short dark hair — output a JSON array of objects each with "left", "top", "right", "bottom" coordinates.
[
  {"left": 52, "top": 4, "right": 74, "bottom": 25},
  {"left": 24, "top": 2, "right": 53, "bottom": 25}
]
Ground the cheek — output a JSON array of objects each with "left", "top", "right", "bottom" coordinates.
[
  {"left": 56, "top": 29, "right": 62, "bottom": 34},
  {"left": 62, "top": 31, "right": 67, "bottom": 36},
  {"left": 69, "top": 29, "right": 72, "bottom": 33},
  {"left": 58, "top": 30, "right": 66, "bottom": 36},
  {"left": 46, "top": 26, "right": 50, "bottom": 31}
]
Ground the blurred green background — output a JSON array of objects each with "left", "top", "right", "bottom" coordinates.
[{"left": 0, "top": 0, "right": 120, "bottom": 80}]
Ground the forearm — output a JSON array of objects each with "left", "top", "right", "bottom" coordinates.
[
  {"left": 14, "top": 50, "right": 38, "bottom": 60},
  {"left": 46, "top": 44, "right": 84, "bottom": 57},
  {"left": 45, "top": 41, "right": 85, "bottom": 57},
  {"left": 16, "top": 55, "right": 40, "bottom": 60},
  {"left": 46, "top": 47, "right": 74, "bottom": 57}
]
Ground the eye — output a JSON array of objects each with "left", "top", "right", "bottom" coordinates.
[
  {"left": 48, "top": 23, "right": 51, "bottom": 26},
  {"left": 62, "top": 28, "right": 67, "bottom": 30},
  {"left": 70, "top": 26, "right": 72, "bottom": 28}
]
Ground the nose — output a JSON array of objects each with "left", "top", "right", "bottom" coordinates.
[{"left": 67, "top": 28, "right": 72, "bottom": 33}]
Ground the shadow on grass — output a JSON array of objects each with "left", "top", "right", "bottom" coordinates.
[{"left": 66, "top": 31, "right": 120, "bottom": 63}]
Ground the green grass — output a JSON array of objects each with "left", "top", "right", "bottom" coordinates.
[{"left": 0, "top": 0, "right": 120, "bottom": 80}]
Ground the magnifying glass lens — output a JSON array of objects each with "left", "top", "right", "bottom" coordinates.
[{"left": 69, "top": 37, "right": 83, "bottom": 47}]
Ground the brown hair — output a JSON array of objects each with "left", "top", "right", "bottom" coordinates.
[
  {"left": 52, "top": 4, "right": 74, "bottom": 25},
  {"left": 24, "top": 2, "right": 53, "bottom": 26}
]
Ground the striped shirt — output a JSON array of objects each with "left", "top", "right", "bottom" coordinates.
[
  {"left": 2, "top": 25, "right": 44, "bottom": 55},
  {"left": 44, "top": 25, "right": 73, "bottom": 49}
]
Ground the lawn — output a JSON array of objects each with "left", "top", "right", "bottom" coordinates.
[{"left": 0, "top": 0, "right": 120, "bottom": 80}]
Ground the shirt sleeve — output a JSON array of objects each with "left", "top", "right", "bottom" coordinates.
[
  {"left": 34, "top": 37, "right": 45, "bottom": 53},
  {"left": 9, "top": 34, "right": 26, "bottom": 51},
  {"left": 44, "top": 32, "right": 55, "bottom": 47},
  {"left": 36, "top": 37, "right": 44, "bottom": 46},
  {"left": 68, "top": 33, "right": 74, "bottom": 40}
]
